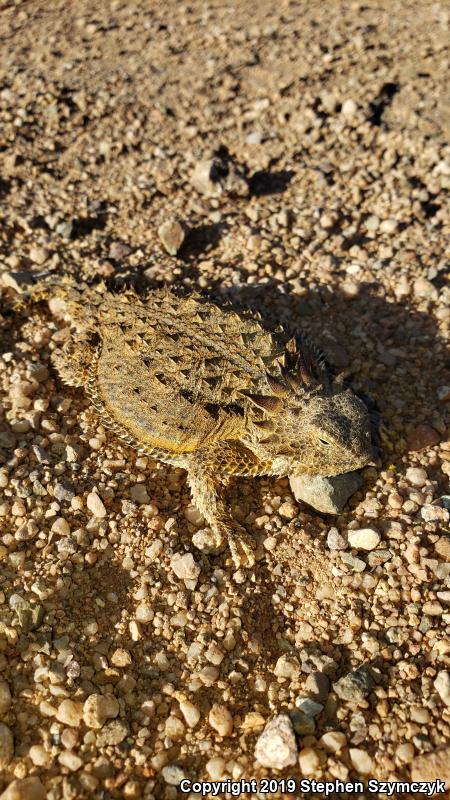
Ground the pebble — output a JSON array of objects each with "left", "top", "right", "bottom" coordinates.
[
  {"left": 54, "top": 480, "right": 76, "bottom": 503},
  {"left": 165, "top": 715, "right": 185, "bottom": 739},
  {"left": 245, "top": 131, "right": 263, "bottom": 144},
  {"left": 86, "top": 491, "right": 107, "bottom": 518},
  {"left": 411, "top": 746, "right": 450, "bottom": 782},
  {"left": 190, "top": 159, "right": 222, "bottom": 197},
  {"left": 379, "top": 218, "right": 397, "bottom": 234},
  {"left": 162, "top": 765, "right": 185, "bottom": 786},
  {"left": 420, "top": 504, "right": 449, "bottom": 523},
  {"left": 29, "top": 246, "right": 49, "bottom": 265},
  {"left": 333, "top": 667, "right": 374, "bottom": 701},
  {"left": 289, "top": 471, "right": 362, "bottom": 514},
  {"left": 341, "top": 98, "right": 357, "bottom": 116},
  {"left": 304, "top": 671, "right": 330, "bottom": 703},
  {"left": 184, "top": 505, "right": 205, "bottom": 526},
  {"left": 106, "top": 240, "right": 129, "bottom": 260},
  {"left": 96, "top": 719, "right": 129, "bottom": 746},
  {"left": 130, "top": 484, "right": 150, "bottom": 504},
  {"left": 434, "top": 671, "right": 450, "bottom": 707},
  {"left": 396, "top": 742, "right": 415, "bottom": 763},
  {"left": 435, "top": 537, "right": 450, "bottom": 561},
  {"left": 171, "top": 552, "right": 200, "bottom": 585},
  {"left": 349, "top": 747, "right": 373, "bottom": 774},
  {"left": 405, "top": 467, "right": 428, "bottom": 487},
  {"left": 56, "top": 699, "right": 83, "bottom": 727},
  {"left": 83, "top": 694, "right": 119, "bottom": 728},
  {"left": 9, "top": 594, "right": 44, "bottom": 631},
  {"left": 135, "top": 602, "right": 154, "bottom": 623},
  {"left": 179, "top": 699, "right": 200, "bottom": 728},
  {"left": 58, "top": 750, "right": 83, "bottom": 771},
  {"left": 406, "top": 424, "right": 440, "bottom": 451},
  {"left": 51, "top": 517, "right": 71, "bottom": 536},
  {"left": 206, "top": 757, "right": 226, "bottom": 779},
  {"left": 437, "top": 385, "right": 450, "bottom": 402},
  {"left": 327, "top": 527, "right": 348, "bottom": 550},
  {"left": 158, "top": 219, "right": 185, "bottom": 255},
  {"left": 299, "top": 747, "right": 321, "bottom": 775},
  {"left": 348, "top": 528, "right": 381, "bottom": 551},
  {"left": 208, "top": 704, "right": 233, "bottom": 736},
  {"left": 320, "top": 731, "right": 347, "bottom": 752},
  {"left": 367, "top": 548, "right": 392, "bottom": 567},
  {"left": 274, "top": 654, "right": 300, "bottom": 679},
  {"left": 0, "top": 778, "right": 47, "bottom": 800},
  {"left": 255, "top": 715, "right": 297, "bottom": 769},
  {"left": 296, "top": 697, "right": 324, "bottom": 718},
  {"left": 111, "top": 648, "right": 132, "bottom": 667},
  {"left": 192, "top": 528, "right": 224, "bottom": 554},
  {"left": 28, "top": 745, "right": 51, "bottom": 767},
  {"left": 340, "top": 552, "right": 366, "bottom": 572},
  {"left": 289, "top": 709, "right": 315, "bottom": 735},
  {"left": 0, "top": 723, "right": 13, "bottom": 766},
  {"left": 0, "top": 680, "right": 12, "bottom": 714}
]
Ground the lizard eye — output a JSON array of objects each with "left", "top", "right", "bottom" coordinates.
[{"left": 319, "top": 437, "right": 331, "bottom": 446}]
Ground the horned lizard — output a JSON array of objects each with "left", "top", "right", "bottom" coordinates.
[{"left": 10, "top": 277, "right": 374, "bottom": 567}]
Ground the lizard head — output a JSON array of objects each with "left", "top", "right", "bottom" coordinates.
[{"left": 245, "top": 339, "right": 374, "bottom": 477}]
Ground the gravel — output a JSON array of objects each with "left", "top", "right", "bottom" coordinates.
[
  {"left": 333, "top": 667, "right": 375, "bottom": 701},
  {"left": 255, "top": 715, "right": 298, "bottom": 769},
  {"left": 347, "top": 527, "right": 381, "bottom": 550},
  {"left": 290, "top": 471, "right": 363, "bottom": 514},
  {"left": 0, "top": 0, "right": 449, "bottom": 795}
]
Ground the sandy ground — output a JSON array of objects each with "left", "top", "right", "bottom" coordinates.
[{"left": 0, "top": 1, "right": 450, "bottom": 798}]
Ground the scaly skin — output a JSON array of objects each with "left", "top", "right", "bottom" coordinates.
[{"left": 9, "top": 277, "right": 374, "bottom": 566}]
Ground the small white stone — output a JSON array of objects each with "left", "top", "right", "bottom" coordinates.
[
  {"left": 0, "top": 777, "right": 47, "bottom": 800},
  {"left": 145, "top": 539, "right": 163, "bottom": 562},
  {"left": 209, "top": 704, "right": 233, "bottom": 736},
  {"left": 405, "top": 467, "right": 428, "bottom": 487},
  {"left": 28, "top": 744, "right": 51, "bottom": 767},
  {"left": 165, "top": 715, "right": 185, "bottom": 740},
  {"left": 348, "top": 528, "right": 381, "bottom": 551},
  {"left": 206, "top": 757, "right": 226, "bottom": 779},
  {"left": 83, "top": 693, "right": 119, "bottom": 729},
  {"left": 320, "top": 731, "right": 347, "bottom": 752},
  {"left": 171, "top": 552, "right": 200, "bottom": 584},
  {"left": 349, "top": 747, "right": 373, "bottom": 774},
  {"left": 274, "top": 654, "right": 300, "bottom": 679},
  {"left": 184, "top": 505, "right": 205, "bottom": 526},
  {"left": 29, "top": 246, "right": 49, "bottom": 265},
  {"left": 58, "top": 750, "right": 83, "bottom": 771},
  {"left": 111, "top": 648, "right": 132, "bottom": 667},
  {"left": 255, "top": 715, "right": 297, "bottom": 769},
  {"left": 379, "top": 218, "right": 398, "bottom": 234},
  {"left": 341, "top": 98, "right": 357, "bottom": 116},
  {"left": 86, "top": 491, "right": 107, "bottom": 518},
  {"left": 299, "top": 747, "right": 321, "bottom": 775},
  {"left": 51, "top": 517, "right": 71, "bottom": 536},
  {"left": 179, "top": 699, "right": 200, "bottom": 728},
  {"left": 158, "top": 219, "right": 185, "bottom": 255},
  {"left": 55, "top": 699, "right": 83, "bottom": 727},
  {"left": 135, "top": 602, "right": 154, "bottom": 623},
  {"left": 434, "top": 670, "right": 450, "bottom": 707}
]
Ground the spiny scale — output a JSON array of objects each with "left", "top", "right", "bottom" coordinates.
[{"left": 10, "top": 277, "right": 373, "bottom": 568}]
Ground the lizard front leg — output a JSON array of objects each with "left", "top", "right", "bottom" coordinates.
[{"left": 185, "top": 442, "right": 268, "bottom": 568}]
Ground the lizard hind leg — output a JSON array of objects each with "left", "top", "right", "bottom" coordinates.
[
  {"left": 186, "top": 448, "right": 256, "bottom": 568},
  {"left": 51, "top": 333, "right": 98, "bottom": 388}
]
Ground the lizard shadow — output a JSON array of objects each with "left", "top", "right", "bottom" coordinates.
[{"left": 210, "top": 276, "right": 449, "bottom": 468}]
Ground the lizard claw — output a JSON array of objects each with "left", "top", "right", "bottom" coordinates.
[{"left": 227, "top": 525, "right": 256, "bottom": 568}]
